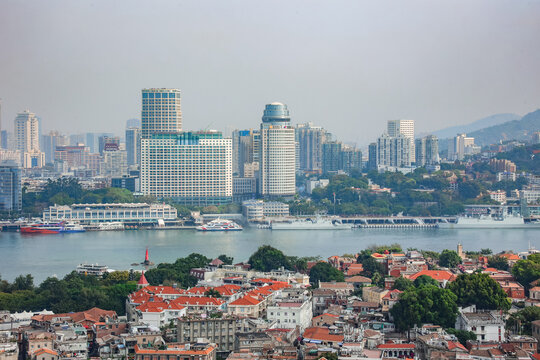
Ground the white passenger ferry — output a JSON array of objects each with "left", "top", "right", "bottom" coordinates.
[{"left": 196, "top": 219, "right": 243, "bottom": 231}]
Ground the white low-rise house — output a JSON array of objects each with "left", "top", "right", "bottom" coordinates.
[
  {"left": 455, "top": 305, "right": 505, "bottom": 342},
  {"left": 267, "top": 291, "right": 312, "bottom": 331},
  {"left": 136, "top": 301, "right": 187, "bottom": 329},
  {"left": 53, "top": 325, "right": 88, "bottom": 359}
]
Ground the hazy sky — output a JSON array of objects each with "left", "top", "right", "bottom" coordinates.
[{"left": 1, "top": 0, "right": 539, "bottom": 145}]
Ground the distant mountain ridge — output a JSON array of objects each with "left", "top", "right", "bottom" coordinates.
[
  {"left": 467, "top": 109, "right": 540, "bottom": 146},
  {"left": 419, "top": 113, "right": 521, "bottom": 139}
]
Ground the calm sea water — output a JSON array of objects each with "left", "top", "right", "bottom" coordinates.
[{"left": 0, "top": 228, "right": 538, "bottom": 283}]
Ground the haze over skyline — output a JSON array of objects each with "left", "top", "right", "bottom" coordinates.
[{"left": 0, "top": 0, "right": 539, "bottom": 145}]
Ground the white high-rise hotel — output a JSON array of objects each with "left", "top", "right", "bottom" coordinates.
[
  {"left": 140, "top": 89, "right": 232, "bottom": 205},
  {"left": 387, "top": 119, "right": 415, "bottom": 161},
  {"left": 141, "top": 88, "right": 182, "bottom": 138},
  {"left": 259, "top": 103, "right": 296, "bottom": 198},
  {"left": 14, "top": 110, "right": 45, "bottom": 168}
]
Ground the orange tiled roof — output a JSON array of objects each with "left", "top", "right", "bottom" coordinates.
[
  {"left": 499, "top": 253, "right": 520, "bottom": 260},
  {"left": 33, "top": 348, "right": 58, "bottom": 356}
]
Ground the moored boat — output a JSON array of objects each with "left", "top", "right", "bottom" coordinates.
[
  {"left": 271, "top": 217, "right": 352, "bottom": 230},
  {"left": 438, "top": 214, "right": 540, "bottom": 229},
  {"left": 196, "top": 219, "right": 243, "bottom": 231},
  {"left": 20, "top": 221, "right": 86, "bottom": 234}
]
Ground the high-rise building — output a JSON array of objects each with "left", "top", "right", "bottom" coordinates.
[
  {"left": 14, "top": 110, "right": 44, "bottom": 168},
  {"left": 100, "top": 144, "right": 128, "bottom": 178},
  {"left": 232, "top": 129, "right": 259, "bottom": 177},
  {"left": 415, "top": 135, "right": 439, "bottom": 166},
  {"left": 15, "top": 111, "right": 40, "bottom": 154},
  {"left": 295, "top": 122, "right": 327, "bottom": 172},
  {"left": 141, "top": 88, "right": 182, "bottom": 139},
  {"left": 340, "top": 146, "right": 362, "bottom": 173},
  {"left": 322, "top": 141, "right": 342, "bottom": 173},
  {"left": 387, "top": 119, "right": 415, "bottom": 161},
  {"left": 126, "top": 127, "right": 141, "bottom": 167},
  {"left": 0, "top": 161, "right": 22, "bottom": 212},
  {"left": 140, "top": 132, "right": 232, "bottom": 205},
  {"left": 448, "top": 133, "right": 478, "bottom": 160},
  {"left": 259, "top": 103, "right": 296, "bottom": 198},
  {"left": 85, "top": 132, "right": 104, "bottom": 153},
  {"left": 376, "top": 133, "right": 411, "bottom": 168},
  {"left": 0, "top": 131, "right": 7, "bottom": 150},
  {"left": 368, "top": 142, "right": 378, "bottom": 170}
]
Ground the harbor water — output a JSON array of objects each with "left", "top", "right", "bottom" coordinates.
[{"left": 0, "top": 227, "right": 538, "bottom": 283}]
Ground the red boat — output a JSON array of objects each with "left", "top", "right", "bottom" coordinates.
[{"left": 20, "top": 222, "right": 65, "bottom": 234}]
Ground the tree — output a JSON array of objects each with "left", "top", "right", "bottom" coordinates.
[
  {"left": 309, "top": 262, "right": 344, "bottom": 285},
  {"left": 104, "top": 271, "right": 130, "bottom": 284},
  {"left": 488, "top": 256, "right": 509, "bottom": 271},
  {"left": 507, "top": 306, "right": 540, "bottom": 335},
  {"left": 414, "top": 275, "right": 439, "bottom": 288},
  {"left": 448, "top": 273, "right": 511, "bottom": 310},
  {"left": 393, "top": 277, "right": 414, "bottom": 291},
  {"left": 248, "top": 246, "right": 292, "bottom": 272},
  {"left": 512, "top": 258, "right": 540, "bottom": 291},
  {"left": 12, "top": 274, "right": 34, "bottom": 291},
  {"left": 391, "top": 285, "right": 458, "bottom": 337},
  {"left": 217, "top": 255, "right": 233, "bottom": 265},
  {"left": 439, "top": 250, "right": 462, "bottom": 268},
  {"left": 361, "top": 257, "right": 385, "bottom": 277}
]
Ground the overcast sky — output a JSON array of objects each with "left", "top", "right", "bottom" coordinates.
[{"left": 0, "top": 0, "right": 539, "bottom": 145}]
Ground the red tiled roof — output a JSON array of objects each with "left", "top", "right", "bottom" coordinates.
[
  {"left": 171, "top": 296, "right": 224, "bottom": 306},
  {"left": 32, "top": 307, "right": 116, "bottom": 324},
  {"left": 138, "top": 271, "right": 149, "bottom": 286},
  {"left": 136, "top": 301, "right": 185, "bottom": 313},
  {"left": 303, "top": 327, "right": 344, "bottom": 342},
  {"left": 408, "top": 270, "right": 457, "bottom": 282},
  {"left": 382, "top": 289, "right": 402, "bottom": 299},
  {"left": 229, "top": 295, "right": 263, "bottom": 306},
  {"left": 447, "top": 341, "right": 467, "bottom": 351},
  {"left": 143, "top": 285, "right": 185, "bottom": 295}
]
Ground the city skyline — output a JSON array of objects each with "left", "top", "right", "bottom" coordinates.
[{"left": 1, "top": 1, "right": 539, "bottom": 145}]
